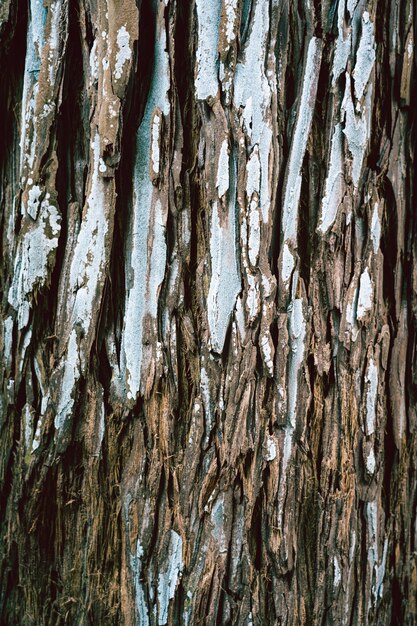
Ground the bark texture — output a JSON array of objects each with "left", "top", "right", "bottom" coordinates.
[{"left": 1, "top": 0, "right": 416, "bottom": 624}]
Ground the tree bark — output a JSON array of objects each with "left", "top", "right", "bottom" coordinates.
[{"left": 1, "top": 0, "right": 416, "bottom": 624}]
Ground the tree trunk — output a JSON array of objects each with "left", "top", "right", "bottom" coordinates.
[{"left": 1, "top": 0, "right": 416, "bottom": 624}]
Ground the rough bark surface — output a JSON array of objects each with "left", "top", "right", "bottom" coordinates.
[{"left": 1, "top": 0, "right": 416, "bottom": 624}]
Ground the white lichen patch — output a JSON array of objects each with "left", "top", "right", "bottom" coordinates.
[
  {"left": 240, "top": 212, "right": 248, "bottom": 268},
  {"left": 282, "top": 37, "right": 322, "bottom": 242},
  {"left": 210, "top": 495, "right": 228, "bottom": 553},
  {"left": 151, "top": 113, "right": 162, "bottom": 176},
  {"left": 207, "top": 196, "right": 241, "bottom": 352},
  {"left": 99, "top": 158, "right": 107, "bottom": 174},
  {"left": 347, "top": 0, "right": 358, "bottom": 15},
  {"left": 219, "top": 59, "right": 233, "bottom": 102},
  {"left": 366, "top": 501, "right": 378, "bottom": 587},
  {"left": 47, "top": 0, "right": 62, "bottom": 85},
  {"left": 233, "top": 0, "right": 273, "bottom": 221},
  {"left": 224, "top": 0, "right": 238, "bottom": 45},
  {"left": 125, "top": 510, "right": 150, "bottom": 626},
  {"left": 200, "top": 362, "right": 213, "bottom": 442},
  {"left": 266, "top": 436, "right": 277, "bottom": 461},
  {"left": 21, "top": 89, "right": 38, "bottom": 174},
  {"left": 40, "top": 101, "right": 55, "bottom": 119},
  {"left": 89, "top": 39, "right": 99, "bottom": 83},
  {"left": 195, "top": 0, "right": 221, "bottom": 100},
  {"left": 341, "top": 87, "right": 367, "bottom": 184},
  {"left": 261, "top": 272, "right": 274, "bottom": 298},
  {"left": 357, "top": 267, "right": 373, "bottom": 319},
  {"left": 148, "top": 200, "right": 168, "bottom": 322},
  {"left": 318, "top": 124, "right": 344, "bottom": 233},
  {"left": 67, "top": 134, "right": 109, "bottom": 335},
  {"left": 341, "top": 10, "right": 375, "bottom": 189},
  {"left": 31, "top": 0, "right": 46, "bottom": 58},
  {"left": 216, "top": 139, "right": 229, "bottom": 198},
  {"left": 365, "top": 447, "right": 376, "bottom": 475},
  {"left": 54, "top": 328, "right": 80, "bottom": 431},
  {"left": 241, "top": 96, "right": 253, "bottom": 138},
  {"left": 353, "top": 12, "right": 376, "bottom": 102},
  {"left": 27, "top": 184, "right": 42, "bottom": 219},
  {"left": 32, "top": 412, "right": 44, "bottom": 451},
  {"left": 349, "top": 529, "right": 357, "bottom": 564},
  {"left": 19, "top": 0, "right": 46, "bottom": 171},
  {"left": 375, "top": 539, "right": 388, "bottom": 602},
  {"left": 54, "top": 131, "right": 110, "bottom": 433},
  {"left": 332, "top": 0, "right": 351, "bottom": 86},
  {"left": 248, "top": 200, "right": 260, "bottom": 267},
  {"left": 365, "top": 358, "right": 378, "bottom": 435},
  {"left": 277, "top": 384, "right": 285, "bottom": 416},
  {"left": 370, "top": 202, "right": 381, "bottom": 253},
  {"left": 287, "top": 297, "right": 306, "bottom": 429},
  {"left": 278, "top": 427, "right": 294, "bottom": 527},
  {"left": 345, "top": 282, "right": 360, "bottom": 342},
  {"left": 260, "top": 331, "right": 274, "bottom": 376},
  {"left": 366, "top": 501, "right": 387, "bottom": 608},
  {"left": 246, "top": 273, "right": 260, "bottom": 322},
  {"left": 233, "top": 296, "right": 245, "bottom": 344},
  {"left": 246, "top": 146, "right": 260, "bottom": 197},
  {"left": 157, "top": 531, "right": 183, "bottom": 626},
  {"left": 23, "top": 403, "right": 33, "bottom": 450},
  {"left": 8, "top": 195, "right": 61, "bottom": 329},
  {"left": 3, "top": 316, "right": 14, "bottom": 368},
  {"left": 134, "top": 541, "right": 149, "bottom": 626},
  {"left": 281, "top": 242, "right": 295, "bottom": 284},
  {"left": 333, "top": 555, "right": 342, "bottom": 589},
  {"left": 114, "top": 25, "right": 132, "bottom": 80},
  {"left": 277, "top": 287, "right": 306, "bottom": 528},
  {"left": 121, "top": 27, "right": 170, "bottom": 400},
  {"left": 259, "top": 128, "right": 272, "bottom": 222}
]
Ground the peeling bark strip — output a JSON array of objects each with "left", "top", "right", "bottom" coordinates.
[{"left": 1, "top": 0, "right": 417, "bottom": 624}]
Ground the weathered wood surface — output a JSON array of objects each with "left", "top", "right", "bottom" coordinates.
[{"left": 0, "top": 0, "right": 416, "bottom": 624}]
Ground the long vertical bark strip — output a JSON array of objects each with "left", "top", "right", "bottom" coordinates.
[
  {"left": 1, "top": 0, "right": 417, "bottom": 624},
  {"left": 121, "top": 11, "right": 170, "bottom": 401},
  {"left": 8, "top": 0, "right": 68, "bottom": 330},
  {"left": 53, "top": 132, "right": 114, "bottom": 443}
]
